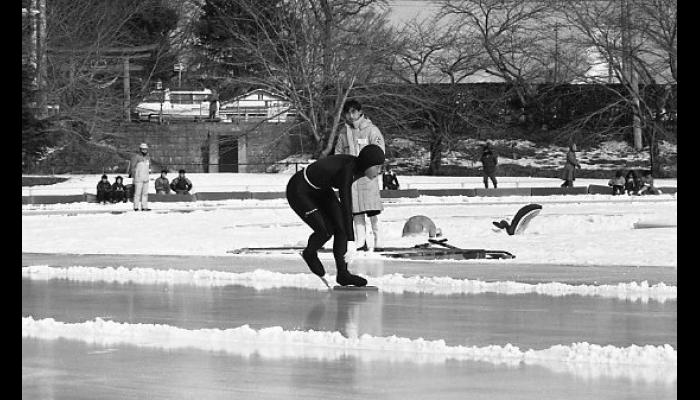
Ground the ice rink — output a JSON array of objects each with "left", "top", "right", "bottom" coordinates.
[
  {"left": 22, "top": 175, "right": 677, "bottom": 399},
  {"left": 22, "top": 254, "right": 676, "bottom": 400}
]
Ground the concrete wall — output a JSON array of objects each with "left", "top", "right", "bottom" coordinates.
[{"left": 104, "top": 121, "right": 297, "bottom": 173}]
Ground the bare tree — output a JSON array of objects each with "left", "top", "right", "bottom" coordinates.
[
  {"left": 195, "top": 0, "right": 397, "bottom": 157},
  {"left": 39, "top": 0, "right": 185, "bottom": 130},
  {"left": 379, "top": 15, "right": 498, "bottom": 174},
  {"left": 440, "top": 0, "right": 555, "bottom": 123},
  {"left": 559, "top": 0, "right": 676, "bottom": 170}
]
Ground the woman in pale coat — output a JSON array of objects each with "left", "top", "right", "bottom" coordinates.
[{"left": 335, "top": 99, "right": 385, "bottom": 251}]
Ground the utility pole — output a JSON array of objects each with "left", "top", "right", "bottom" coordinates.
[
  {"left": 554, "top": 22, "right": 559, "bottom": 84},
  {"left": 37, "top": 0, "right": 48, "bottom": 118},
  {"left": 27, "top": 0, "right": 38, "bottom": 86},
  {"left": 123, "top": 57, "right": 131, "bottom": 122},
  {"left": 621, "top": 0, "right": 642, "bottom": 150}
]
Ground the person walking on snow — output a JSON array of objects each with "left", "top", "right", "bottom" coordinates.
[
  {"left": 128, "top": 143, "right": 152, "bottom": 211},
  {"left": 286, "top": 144, "right": 386, "bottom": 287},
  {"left": 335, "top": 99, "right": 385, "bottom": 251},
  {"left": 480, "top": 142, "right": 498, "bottom": 188},
  {"left": 382, "top": 164, "right": 400, "bottom": 190},
  {"left": 561, "top": 143, "right": 581, "bottom": 188}
]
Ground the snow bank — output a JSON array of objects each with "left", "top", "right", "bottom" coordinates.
[
  {"left": 22, "top": 266, "right": 677, "bottom": 303},
  {"left": 22, "top": 173, "right": 677, "bottom": 196},
  {"left": 22, "top": 316, "right": 677, "bottom": 384}
]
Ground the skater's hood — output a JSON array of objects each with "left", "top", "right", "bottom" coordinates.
[{"left": 355, "top": 144, "right": 385, "bottom": 172}]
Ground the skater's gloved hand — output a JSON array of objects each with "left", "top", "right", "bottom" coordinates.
[{"left": 345, "top": 241, "right": 357, "bottom": 264}]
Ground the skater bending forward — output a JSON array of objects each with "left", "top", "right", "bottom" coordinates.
[{"left": 286, "top": 144, "right": 385, "bottom": 287}]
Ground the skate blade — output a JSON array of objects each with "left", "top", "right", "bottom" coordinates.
[
  {"left": 333, "top": 285, "right": 378, "bottom": 291},
  {"left": 319, "top": 276, "right": 331, "bottom": 290}
]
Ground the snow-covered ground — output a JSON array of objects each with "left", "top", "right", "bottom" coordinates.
[
  {"left": 22, "top": 174, "right": 677, "bottom": 268},
  {"left": 383, "top": 139, "right": 678, "bottom": 173}
]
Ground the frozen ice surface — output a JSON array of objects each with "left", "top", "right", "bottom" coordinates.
[
  {"left": 22, "top": 276, "right": 676, "bottom": 399},
  {"left": 22, "top": 337, "right": 676, "bottom": 400}
]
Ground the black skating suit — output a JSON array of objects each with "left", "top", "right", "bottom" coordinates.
[{"left": 286, "top": 145, "right": 385, "bottom": 286}]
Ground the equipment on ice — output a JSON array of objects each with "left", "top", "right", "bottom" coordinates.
[
  {"left": 402, "top": 215, "right": 442, "bottom": 238},
  {"left": 229, "top": 240, "right": 514, "bottom": 260},
  {"left": 492, "top": 204, "right": 542, "bottom": 235},
  {"left": 333, "top": 285, "right": 379, "bottom": 291}
]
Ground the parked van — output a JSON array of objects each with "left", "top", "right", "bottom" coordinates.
[{"left": 134, "top": 88, "right": 214, "bottom": 121}]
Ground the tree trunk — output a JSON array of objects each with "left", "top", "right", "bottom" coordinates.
[
  {"left": 631, "top": 86, "right": 643, "bottom": 150},
  {"left": 648, "top": 125, "right": 662, "bottom": 177},
  {"left": 428, "top": 135, "right": 443, "bottom": 175},
  {"left": 28, "top": 0, "right": 38, "bottom": 85}
]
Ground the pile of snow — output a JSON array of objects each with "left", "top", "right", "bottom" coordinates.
[
  {"left": 22, "top": 316, "right": 677, "bottom": 384},
  {"left": 22, "top": 266, "right": 677, "bottom": 303}
]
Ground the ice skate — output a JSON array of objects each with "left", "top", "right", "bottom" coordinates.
[{"left": 335, "top": 263, "right": 368, "bottom": 287}]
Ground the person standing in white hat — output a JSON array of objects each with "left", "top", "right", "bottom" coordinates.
[{"left": 128, "top": 143, "right": 152, "bottom": 211}]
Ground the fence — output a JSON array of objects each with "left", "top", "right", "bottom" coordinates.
[{"left": 25, "top": 162, "right": 309, "bottom": 175}]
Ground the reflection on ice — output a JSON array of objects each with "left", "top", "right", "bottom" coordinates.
[
  {"left": 23, "top": 265, "right": 677, "bottom": 303},
  {"left": 303, "top": 291, "right": 382, "bottom": 339},
  {"left": 22, "top": 316, "right": 676, "bottom": 385}
]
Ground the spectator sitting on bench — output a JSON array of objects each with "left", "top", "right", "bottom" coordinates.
[
  {"left": 170, "top": 169, "right": 193, "bottom": 195},
  {"left": 608, "top": 170, "right": 626, "bottom": 195},
  {"left": 155, "top": 170, "right": 171, "bottom": 194},
  {"left": 111, "top": 176, "right": 127, "bottom": 203},
  {"left": 625, "top": 170, "right": 640, "bottom": 195},
  {"left": 638, "top": 170, "right": 660, "bottom": 195},
  {"left": 96, "top": 174, "right": 112, "bottom": 204}
]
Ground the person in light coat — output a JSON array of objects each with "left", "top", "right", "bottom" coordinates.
[
  {"left": 128, "top": 143, "right": 152, "bottom": 211},
  {"left": 335, "top": 99, "right": 385, "bottom": 251}
]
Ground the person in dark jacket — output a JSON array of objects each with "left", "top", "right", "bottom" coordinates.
[
  {"left": 637, "top": 170, "right": 660, "bottom": 195},
  {"left": 170, "top": 169, "right": 193, "bottom": 194},
  {"left": 480, "top": 142, "right": 498, "bottom": 188},
  {"left": 286, "top": 144, "right": 385, "bottom": 287},
  {"left": 625, "top": 170, "right": 640, "bottom": 195},
  {"left": 561, "top": 143, "right": 581, "bottom": 188},
  {"left": 382, "top": 165, "right": 400, "bottom": 190},
  {"left": 111, "top": 176, "right": 127, "bottom": 203},
  {"left": 208, "top": 91, "right": 220, "bottom": 120},
  {"left": 96, "top": 175, "right": 112, "bottom": 204},
  {"left": 155, "top": 170, "right": 171, "bottom": 194}
]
